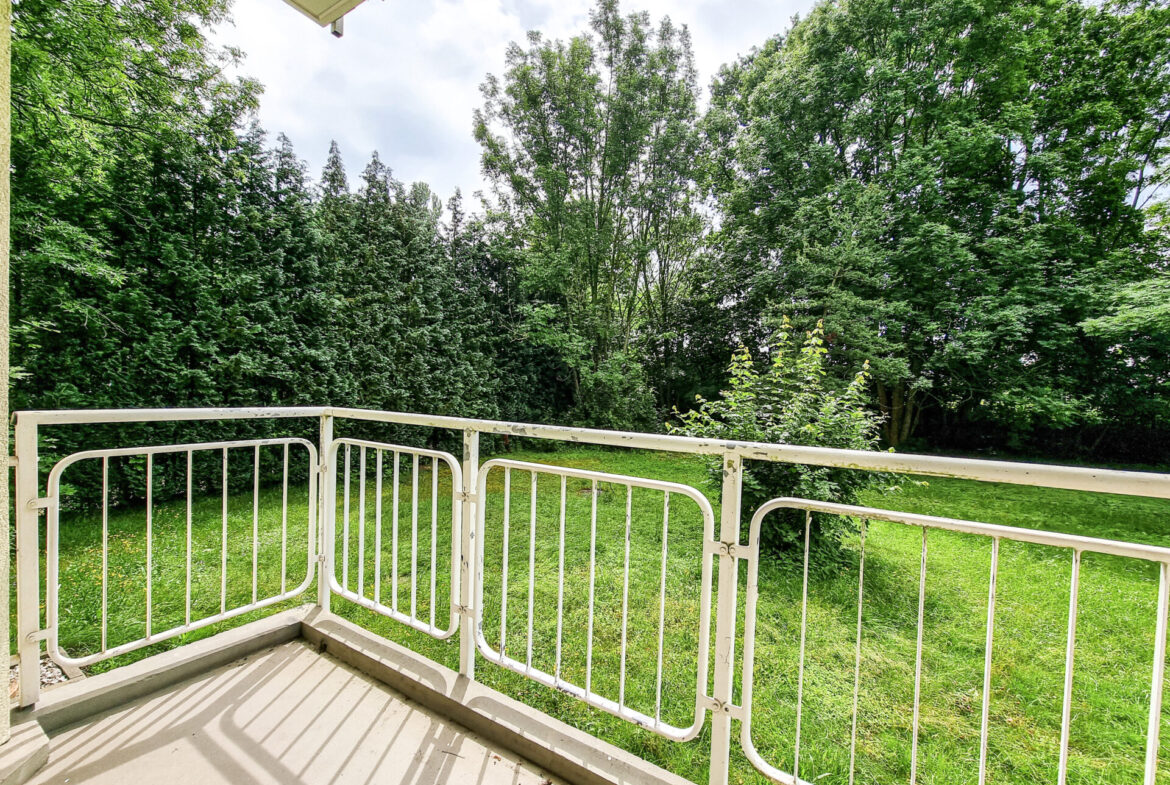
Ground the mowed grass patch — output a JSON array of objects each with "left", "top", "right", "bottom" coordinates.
[{"left": 34, "top": 447, "right": 1170, "bottom": 784}]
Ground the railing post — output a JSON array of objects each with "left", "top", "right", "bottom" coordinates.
[
  {"left": 459, "top": 428, "right": 479, "bottom": 679},
  {"left": 317, "top": 412, "right": 333, "bottom": 612},
  {"left": 15, "top": 414, "right": 40, "bottom": 706},
  {"left": 709, "top": 452, "right": 743, "bottom": 785}
]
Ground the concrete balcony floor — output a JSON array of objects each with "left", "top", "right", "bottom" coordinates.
[
  {"left": 8, "top": 608, "right": 689, "bottom": 785},
  {"left": 27, "top": 640, "right": 559, "bottom": 785}
]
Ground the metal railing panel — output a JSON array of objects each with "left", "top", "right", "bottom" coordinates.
[
  {"left": 43, "top": 437, "right": 318, "bottom": 669},
  {"left": 324, "top": 437, "right": 463, "bottom": 640},
  {"left": 738, "top": 497, "right": 1170, "bottom": 785},
  {"left": 472, "top": 458, "right": 716, "bottom": 742}
]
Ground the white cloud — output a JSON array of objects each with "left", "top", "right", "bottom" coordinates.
[{"left": 214, "top": 0, "right": 811, "bottom": 201}]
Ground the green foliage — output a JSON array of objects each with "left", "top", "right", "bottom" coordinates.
[
  {"left": 474, "top": 0, "right": 705, "bottom": 426},
  {"left": 702, "top": 0, "right": 1170, "bottom": 452},
  {"left": 10, "top": 0, "right": 506, "bottom": 495},
  {"left": 1082, "top": 274, "right": 1170, "bottom": 340},
  {"left": 670, "top": 319, "right": 887, "bottom": 554},
  {"left": 316, "top": 150, "right": 500, "bottom": 424},
  {"left": 1078, "top": 205, "right": 1170, "bottom": 431},
  {"left": 11, "top": 0, "right": 1170, "bottom": 487}
]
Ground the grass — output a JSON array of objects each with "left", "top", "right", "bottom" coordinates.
[{"left": 32, "top": 445, "right": 1170, "bottom": 784}]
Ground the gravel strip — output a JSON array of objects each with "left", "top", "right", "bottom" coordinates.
[{"left": 9, "top": 657, "right": 70, "bottom": 700}]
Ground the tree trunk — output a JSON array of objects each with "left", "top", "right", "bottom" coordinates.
[{"left": 877, "top": 380, "right": 917, "bottom": 448}]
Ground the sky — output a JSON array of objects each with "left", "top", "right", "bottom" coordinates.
[{"left": 213, "top": 0, "right": 812, "bottom": 202}]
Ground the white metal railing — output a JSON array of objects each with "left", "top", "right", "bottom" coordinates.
[
  {"left": 473, "top": 458, "right": 715, "bottom": 741},
  {"left": 13, "top": 406, "right": 1170, "bottom": 785},
  {"left": 42, "top": 437, "right": 318, "bottom": 668},
  {"left": 324, "top": 437, "right": 463, "bottom": 639},
  {"left": 740, "top": 499, "right": 1170, "bottom": 785}
]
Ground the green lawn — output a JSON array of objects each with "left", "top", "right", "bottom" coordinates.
[{"left": 37, "top": 447, "right": 1170, "bottom": 784}]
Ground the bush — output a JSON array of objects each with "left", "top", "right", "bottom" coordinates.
[{"left": 669, "top": 318, "right": 887, "bottom": 556}]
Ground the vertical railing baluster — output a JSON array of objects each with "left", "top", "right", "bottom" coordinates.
[
  {"left": 654, "top": 491, "right": 670, "bottom": 725},
  {"left": 281, "top": 443, "right": 289, "bottom": 595},
  {"left": 145, "top": 454, "right": 153, "bottom": 639},
  {"left": 374, "top": 449, "right": 383, "bottom": 606},
  {"left": 978, "top": 537, "right": 1000, "bottom": 785},
  {"left": 555, "top": 475, "right": 566, "bottom": 682},
  {"left": 794, "top": 510, "right": 812, "bottom": 780},
  {"left": 431, "top": 456, "right": 438, "bottom": 628},
  {"left": 526, "top": 470, "right": 537, "bottom": 672},
  {"left": 848, "top": 519, "right": 868, "bottom": 785},
  {"left": 392, "top": 451, "right": 400, "bottom": 612},
  {"left": 221, "top": 448, "right": 228, "bottom": 615},
  {"left": 910, "top": 526, "right": 928, "bottom": 785},
  {"left": 342, "top": 444, "right": 351, "bottom": 591},
  {"left": 358, "top": 446, "right": 366, "bottom": 597},
  {"left": 1058, "top": 549, "right": 1081, "bottom": 785},
  {"left": 619, "top": 484, "right": 633, "bottom": 710},
  {"left": 15, "top": 416, "right": 42, "bottom": 707},
  {"left": 500, "top": 468, "right": 511, "bottom": 655},
  {"left": 586, "top": 479, "right": 598, "bottom": 696},
  {"left": 411, "top": 453, "right": 419, "bottom": 620},
  {"left": 458, "top": 429, "right": 480, "bottom": 679},
  {"left": 448, "top": 453, "right": 462, "bottom": 638},
  {"left": 1143, "top": 560, "right": 1169, "bottom": 785},
  {"left": 307, "top": 436, "right": 320, "bottom": 608},
  {"left": 102, "top": 457, "right": 110, "bottom": 651},
  {"left": 252, "top": 444, "right": 260, "bottom": 604},
  {"left": 185, "top": 451, "right": 192, "bottom": 626},
  {"left": 317, "top": 413, "right": 333, "bottom": 613}
]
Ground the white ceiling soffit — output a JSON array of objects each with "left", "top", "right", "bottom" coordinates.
[{"left": 281, "top": 0, "right": 368, "bottom": 26}]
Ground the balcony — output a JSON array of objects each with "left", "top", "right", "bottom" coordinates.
[
  {"left": 15, "top": 608, "right": 643, "bottom": 785},
  {"left": 6, "top": 406, "right": 1170, "bottom": 785}
]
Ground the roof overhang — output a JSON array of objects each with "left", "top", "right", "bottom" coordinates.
[{"left": 281, "top": 0, "right": 367, "bottom": 27}]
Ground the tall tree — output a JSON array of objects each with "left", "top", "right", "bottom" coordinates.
[
  {"left": 475, "top": 0, "right": 705, "bottom": 427},
  {"left": 11, "top": 0, "right": 255, "bottom": 390},
  {"left": 704, "top": 0, "right": 1170, "bottom": 448},
  {"left": 318, "top": 148, "right": 499, "bottom": 420}
]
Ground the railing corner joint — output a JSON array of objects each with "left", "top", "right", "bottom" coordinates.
[
  {"left": 708, "top": 539, "right": 751, "bottom": 560},
  {"left": 25, "top": 627, "right": 51, "bottom": 644},
  {"left": 704, "top": 695, "right": 742, "bottom": 719}
]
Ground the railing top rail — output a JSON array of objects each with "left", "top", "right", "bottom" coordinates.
[
  {"left": 328, "top": 407, "right": 1170, "bottom": 500},
  {"left": 15, "top": 406, "right": 1170, "bottom": 500},
  {"left": 752, "top": 497, "right": 1170, "bottom": 563},
  {"left": 15, "top": 406, "right": 325, "bottom": 426}
]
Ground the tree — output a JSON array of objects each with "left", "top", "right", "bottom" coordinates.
[
  {"left": 317, "top": 147, "right": 499, "bottom": 424},
  {"left": 11, "top": 0, "right": 255, "bottom": 384},
  {"left": 1078, "top": 204, "right": 1170, "bottom": 435},
  {"left": 475, "top": 0, "right": 705, "bottom": 427},
  {"left": 704, "top": 0, "right": 1170, "bottom": 450}
]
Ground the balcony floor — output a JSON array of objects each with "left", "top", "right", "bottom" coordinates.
[{"left": 26, "top": 640, "right": 561, "bottom": 785}]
